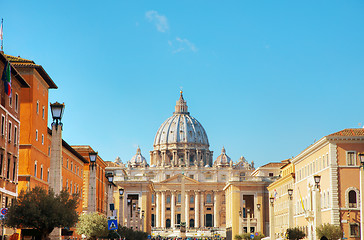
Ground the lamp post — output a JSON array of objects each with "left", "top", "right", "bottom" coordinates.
[
  {"left": 49, "top": 102, "right": 65, "bottom": 194},
  {"left": 239, "top": 208, "right": 243, "bottom": 235},
  {"left": 313, "top": 175, "right": 321, "bottom": 240},
  {"left": 288, "top": 189, "right": 294, "bottom": 228},
  {"left": 358, "top": 153, "right": 364, "bottom": 240},
  {"left": 269, "top": 197, "right": 275, "bottom": 240},
  {"left": 247, "top": 208, "right": 251, "bottom": 233},
  {"left": 127, "top": 199, "right": 131, "bottom": 228},
  {"left": 49, "top": 102, "right": 65, "bottom": 240},
  {"left": 256, "top": 203, "right": 261, "bottom": 233},
  {"left": 133, "top": 203, "right": 136, "bottom": 229},
  {"left": 137, "top": 207, "right": 141, "bottom": 230},
  {"left": 119, "top": 188, "right": 124, "bottom": 227},
  {"left": 88, "top": 151, "right": 98, "bottom": 213},
  {"left": 106, "top": 173, "right": 116, "bottom": 218},
  {"left": 141, "top": 210, "right": 145, "bottom": 232}
]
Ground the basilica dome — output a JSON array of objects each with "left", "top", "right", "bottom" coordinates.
[{"left": 153, "top": 91, "right": 209, "bottom": 147}]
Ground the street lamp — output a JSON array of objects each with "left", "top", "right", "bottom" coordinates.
[
  {"left": 287, "top": 189, "right": 294, "bottom": 228},
  {"left": 89, "top": 151, "right": 97, "bottom": 170},
  {"left": 358, "top": 153, "right": 364, "bottom": 240},
  {"left": 257, "top": 203, "right": 261, "bottom": 210},
  {"left": 314, "top": 175, "right": 321, "bottom": 189},
  {"left": 269, "top": 197, "right": 275, "bottom": 240},
  {"left": 119, "top": 188, "right": 124, "bottom": 227},
  {"left": 288, "top": 189, "right": 293, "bottom": 200},
  {"left": 50, "top": 102, "right": 65, "bottom": 127},
  {"left": 49, "top": 102, "right": 65, "bottom": 240},
  {"left": 141, "top": 210, "right": 145, "bottom": 232}
]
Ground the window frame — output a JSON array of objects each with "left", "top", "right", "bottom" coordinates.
[{"left": 346, "top": 151, "right": 356, "bottom": 166}]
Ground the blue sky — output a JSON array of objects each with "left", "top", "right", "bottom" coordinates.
[{"left": 1, "top": 1, "right": 364, "bottom": 167}]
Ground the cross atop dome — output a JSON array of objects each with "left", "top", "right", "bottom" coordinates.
[{"left": 174, "top": 90, "right": 189, "bottom": 114}]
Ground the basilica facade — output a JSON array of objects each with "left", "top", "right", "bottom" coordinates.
[{"left": 106, "top": 92, "right": 277, "bottom": 239}]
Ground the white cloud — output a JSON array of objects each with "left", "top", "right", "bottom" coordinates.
[
  {"left": 175, "top": 37, "right": 198, "bottom": 52},
  {"left": 145, "top": 10, "right": 169, "bottom": 32}
]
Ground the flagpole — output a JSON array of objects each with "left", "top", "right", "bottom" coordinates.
[{"left": 1, "top": 18, "right": 3, "bottom": 52}]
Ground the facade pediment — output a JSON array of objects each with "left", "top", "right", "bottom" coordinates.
[{"left": 159, "top": 174, "right": 199, "bottom": 184}]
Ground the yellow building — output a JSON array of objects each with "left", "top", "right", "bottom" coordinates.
[
  {"left": 269, "top": 129, "right": 364, "bottom": 240},
  {"left": 267, "top": 161, "right": 295, "bottom": 239}
]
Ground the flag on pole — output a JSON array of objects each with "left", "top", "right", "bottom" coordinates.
[
  {"left": 297, "top": 187, "right": 306, "bottom": 213},
  {"left": 1, "top": 62, "right": 11, "bottom": 97},
  {"left": 0, "top": 19, "right": 3, "bottom": 41}
]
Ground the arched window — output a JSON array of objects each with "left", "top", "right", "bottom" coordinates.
[
  {"left": 190, "top": 195, "right": 194, "bottom": 203},
  {"left": 166, "top": 195, "right": 171, "bottom": 204},
  {"left": 206, "top": 194, "right": 212, "bottom": 203},
  {"left": 349, "top": 190, "right": 357, "bottom": 208}
]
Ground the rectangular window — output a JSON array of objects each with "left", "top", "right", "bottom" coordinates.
[
  {"left": 1, "top": 116, "right": 4, "bottom": 136},
  {"left": 350, "top": 224, "right": 359, "bottom": 237},
  {"left": 14, "top": 126, "right": 17, "bottom": 145},
  {"left": 0, "top": 153, "right": 3, "bottom": 176},
  {"left": 36, "top": 101, "right": 39, "bottom": 114},
  {"left": 166, "top": 174, "right": 170, "bottom": 179},
  {"left": 9, "top": 95, "right": 12, "bottom": 107},
  {"left": 8, "top": 122, "right": 11, "bottom": 142},
  {"left": 42, "top": 106, "right": 45, "bottom": 119},
  {"left": 7, "top": 156, "right": 11, "bottom": 179},
  {"left": 15, "top": 94, "right": 18, "bottom": 112},
  {"left": 35, "top": 130, "right": 38, "bottom": 141},
  {"left": 189, "top": 174, "right": 194, "bottom": 179},
  {"left": 40, "top": 166, "right": 43, "bottom": 180},
  {"left": 347, "top": 151, "right": 356, "bottom": 166},
  {"left": 12, "top": 159, "right": 16, "bottom": 181},
  {"left": 41, "top": 134, "right": 44, "bottom": 145}
]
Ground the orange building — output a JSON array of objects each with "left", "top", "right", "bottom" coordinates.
[
  {"left": 72, "top": 145, "right": 107, "bottom": 214},
  {"left": 0, "top": 52, "right": 30, "bottom": 237},
  {"left": 5, "top": 54, "right": 57, "bottom": 191}
]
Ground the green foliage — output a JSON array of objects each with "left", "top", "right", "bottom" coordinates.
[
  {"left": 253, "top": 232, "right": 265, "bottom": 240},
  {"left": 316, "top": 223, "right": 343, "bottom": 240},
  {"left": 76, "top": 212, "right": 108, "bottom": 240},
  {"left": 5, "top": 187, "right": 79, "bottom": 240},
  {"left": 234, "top": 234, "right": 243, "bottom": 240},
  {"left": 286, "top": 227, "right": 306, "bottom": 240},
  {"left": 235, "top": 232, "right": 264, "bottom": 240},
  {"left": 114, "top": 226, "right": 148, "bottom": 240}
]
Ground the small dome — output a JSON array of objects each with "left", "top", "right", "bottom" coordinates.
[
  {"left": 129, "top": 147, "right": 148, "bottom": 167},
  {"left": 213, "top": 147, "right": 231, "bottom": 167}
]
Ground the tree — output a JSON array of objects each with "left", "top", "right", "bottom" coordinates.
[
  {"left": 234, "top": 234, "right": 243, "bottom": 240},
  {"left": 76, "top": 212, "right": 108, "bottom": 240},
  {"left": 253, "top": 232, "right": 265, "bottom": 240},
  {"left": 113, "top": 225, "right": 148, "bottom": 240},
  {"left": 316, "top": 224, "right": 343, "bottom": 240},
  {"left": 286, "top": 227, "right": 306, "bottom": 240},
  {"left": 5, "top": 187, "right": 79, "bottom": 240}
]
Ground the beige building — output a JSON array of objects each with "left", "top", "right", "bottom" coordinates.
[
  {"left": 106, "top": 92, "right": 280, "bottom": 239},
  {"left": 269, "top": 129, "right": 364, "bottom": 240}
]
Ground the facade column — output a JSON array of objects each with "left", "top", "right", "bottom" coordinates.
[
  {"left": 214, "top": 191, "right": 218, "bottom": 227},
  {"left": 162, "top": 151, "right": 166, "bottom": 167},
  {"left": 288, "top": 195, "right": 294, "bottom": 229},
  {"left": 185, "top": 192, "right": 189, "bottom": 228},
  {"left": 171, "top": 191, "right": 176, "bottom": 229},
  {"left": 247, "top": 210, "right": 251, "bottom": 233},
  {"left": 195, "top": 191, "right": 199, "bottom": 228},
  {"left": 156, "top": 191, "right": 160, "bottom": 228},
  {"left": 119, "top": 195, "right": 124, "bottom": 227},
  {"left": 200, "top": 191, "right": 205, "bottom": 227},
  {"left": 161, "top": 191, "right": 166, "bottom": 228}
]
